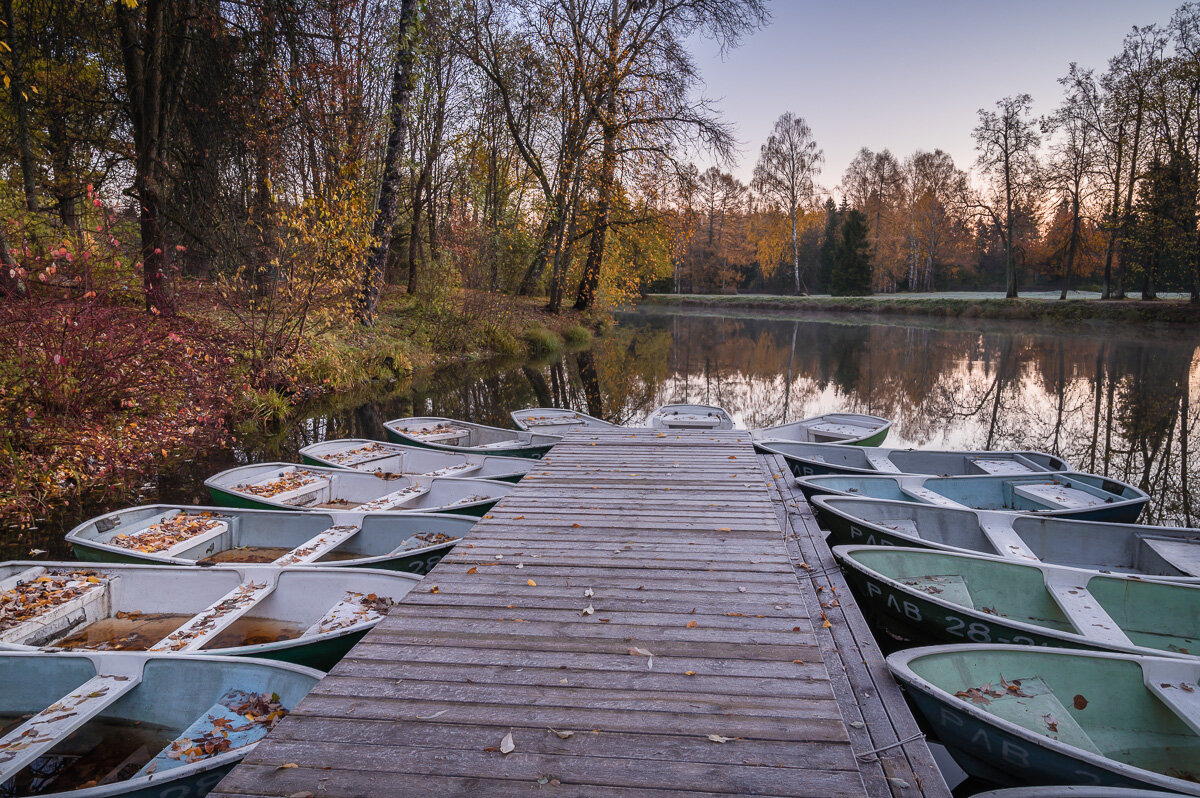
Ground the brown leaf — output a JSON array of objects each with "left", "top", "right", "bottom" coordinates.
[
  {"left": 430, "top": 585, "right": 439, "bottom": 594},
  {"left": 275, "top": 763, "right": 299, "bottom": 771},
  {"left": 686, "top": 620, "right": 698, "bottom": 628},
  {"left": 1073, "top": 694, "right": 1088, "bottom": 710},
  {"left": 466, "top": 567, "right": 477, "bottom": 574}
]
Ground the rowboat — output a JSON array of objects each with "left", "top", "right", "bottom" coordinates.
[
  {"left": 0, "top": 651, "right": 318, "bottom": 798},
  {"left": 0, "top": 561, "right": 419, "bottom": 670},
  {"left": 975, "top": 788, "right": 1188, "bottom": 797},
  {"left": 834, "top": 544, "right": 1200, "bottom": 656},
  {"left": 383, "top": 416, "right": 559, "bottom": 458},
  {"left": 204, "top": 463, "right": 510, "bottom": 516},
  {"left": 298, "top": 438, "right": 534, "bottom": 482},
  {"left": 751, "top": 412, "right": 892, "bottom": 446},
  {"left": 66, "top": 505, "right": 477, "bottom": 575},
  {"left": 510, "top": 407, "right": 617, "bottom": 435},
  {"left": 645, "top": 404, "right": 734, "bottom": 430},
  {"left": 812, "top": 496, "right": 1200, "bottom": 578},
  {"left": 797, "top": 471, "right": 1149, "bottom": 523},
  {"left": 759, "top": 440, "right": 1071, "bottom": 478},
  {"left": 888, "top": 644, "right": 1200, "bottom": 794}
]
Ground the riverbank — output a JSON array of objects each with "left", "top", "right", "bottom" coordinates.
[
  {"left": 0, "top": 285, "right": 602, "bottom": 530},
  {"left": 644, "top": 292, "right": 1200, "bottom": 324}
]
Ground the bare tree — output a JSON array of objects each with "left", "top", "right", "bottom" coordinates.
[
  {"left": 1044, "top": 87, "right": 1095, "bottom": 299},
  {"left": 972, "top": 93, "right": 1041, "bottom": 298},
  {"left": 752, "top": 112, "right": 822, "bottom": 294}
]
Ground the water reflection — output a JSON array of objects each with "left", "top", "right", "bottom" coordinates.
[{"left": 15, "top": 308, "right": 1200, "bottom": 559}]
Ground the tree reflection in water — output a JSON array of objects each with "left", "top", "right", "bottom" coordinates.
[{"left": 17, "top": 308, "right": 1200, "bottom": 560}]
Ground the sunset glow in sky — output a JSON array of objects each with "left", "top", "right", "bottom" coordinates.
[{"left": 692, "top": 0, "right": 1182, "bottom": 190}]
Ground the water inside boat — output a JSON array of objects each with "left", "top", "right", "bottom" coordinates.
[
  {"left": 198, "top": 546, "right": 360, "bottom": 565},
  {"left": 51, "top": 613, "right": 304, "bottom": 651},
  {"left": 0, "top": 715, "right": 175, "bottom": 796}
]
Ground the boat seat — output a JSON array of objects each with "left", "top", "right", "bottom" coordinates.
[
  {"left": 1140, "top": 537, "right": 1200, "bottom": 578},
  {"left": 243, "top": 470, "right": 328, "bottom": 508},
  {"left": 979, "top": 521, "right": 1039, "bottom": 561},
  {"left": 977, "top": 675, "right": 1103, "bottom": 755},
  {"left": 876, "top": 519, "right": 921, "bottom": 537},
  {"left": 407, "top": 427, "right": 469, "bottom": 443},
  {"left": 354, "top": 483, "right": 430, "bottom": 512},
  {"left": 422, "top": 462, "right": 482, "bottom": 478},
  {"left": 1013, "top": 482, "right": 1106, "bottom": 510},
  {"left": 1, "top": 576, "right": 109, "bottom": 646},
  {"left": 272, "top": 524, "right": 360, "bottom": 566},
  {"left": 149, "top": 577, "right": 278, "bottom": 653},
  {"left": 1141, "top": 659, "right": 1200, "bottom": 735},
  {"left": 1042, "top": 572, "right": 1134, "bottom": 648},
  {"left": 0, "top": 566, "right": 46, "bottom": 592},
  {"left": 901, "top": 574, "right": 974, "bottom": 608},
  {"left": 865, "top": 454, "right": 902, "bottom": 473},
  {"left": 901, "top": 486, "right": 964, "bottom": 508},
  {"left": 157, "top": 519, "right": 231, "bottom": 559},
  {"left": 136, "top": 689, "right": 280, "bottom": 777},
  {"left": 304, "top": 591, "right": 385, "bottom": 636},
  {"left": 969, "top": 457, "right": 1039, "bottom": 476},
  {"left": 0, "top": 662, "right": 144, "bottom": 783}
]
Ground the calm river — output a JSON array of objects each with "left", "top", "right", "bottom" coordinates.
[{"left": 14, "top": 306, "right": 1200, "bottom": 559}]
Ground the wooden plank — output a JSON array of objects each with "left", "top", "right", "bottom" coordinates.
[{"left": 212, "top": 430, "right": 940, "bottom": 797}]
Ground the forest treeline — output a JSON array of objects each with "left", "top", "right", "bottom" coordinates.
[{"left": 675, "top": 2, "right": 1200, "bottom": 300}]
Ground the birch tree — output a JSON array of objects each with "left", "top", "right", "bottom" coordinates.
[{"left": 752, "top": 112, "right": 822, "bottom": 294}]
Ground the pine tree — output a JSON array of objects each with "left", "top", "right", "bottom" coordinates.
[
  {"left": 816, "top": 198, "right": 840, "bottom": 292},
  {"left": 830, "top": 208, "right": 872, "bottom": 296}
]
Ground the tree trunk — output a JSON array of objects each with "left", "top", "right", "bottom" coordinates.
[
  {"left": 1061, "top": 194, "right": 1081, "bottom": 301},
  {"left": 791, "top": 207, "right": 801, "bottom": 295},
  {"left": 0, "top": 221, "right": 21, "bottom": 297},
  {"left": 1101, "top": 144, "right": 1123, "bottom": 300},
  {"left": 1115, "top": 100, "right": 1145, "bottom": 301},
  {"left": 573, "top": 121, "right": 617, "bottom": 311},
  {"left": 407, "top": 196, "right": 422, "bottom": 294},
  {"left": 358, "top": 0, "right": 418, "bottom": 325},
  {"left": 3, "top": 0, "right": 39, "bottom": 213}
]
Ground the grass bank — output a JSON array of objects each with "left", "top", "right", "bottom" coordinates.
[
  {"left": 643, "top": 293, "right": 1200, "bottom": 325},
  {"left": 0, "top": 284, "right": 605, "bottom": 530}
]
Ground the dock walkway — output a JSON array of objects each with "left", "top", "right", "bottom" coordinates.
[{"left": 212, "top": 429, "right": 948, "bottom": 797}]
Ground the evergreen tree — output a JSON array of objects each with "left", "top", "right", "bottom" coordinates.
[
  {"left": 816, "top": 197, "right": 840, "bottom": 292},
  {"left": 830, "top": 208, "right": 873, "bottom": 295}
]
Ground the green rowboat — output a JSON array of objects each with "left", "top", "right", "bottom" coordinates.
[
  {"left": 834, "top": 545, "right": 1200, "bottom": 656},
  {"left": 889, "top": 644, "right": 1200, "bottom": 793},
  {"left": 0, "top": 651, "right": 318, "bottom": 798},
  {"left": 0, "top": 561, "right": 419, "bottom": 670},
  {"left": 204, "top": 462, "right": 510, "bottom": 516},
  {"left": 383, "top": 416, "right": 559, "bottom": 458},
  {"left": 510, "top": 407, "right": 617, "bottom": 435},
  {"left": 751, "top": 412, "right": 892, "bottom": 447},
  {"left": 66, "top": 505, "right": 477, "bottom": 575},
  {"left": 298, "top": 438, "right": 534, "bottom": 482}
]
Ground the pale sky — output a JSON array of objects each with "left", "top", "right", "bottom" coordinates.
[{"left": 691, "top": 0, "right": 1182, "bottom": 191}]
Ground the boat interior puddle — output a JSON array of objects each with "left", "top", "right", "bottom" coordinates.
[
  {"left": 198, "top": 547, "right": 361, "bottom": 565},
  {"left": 51, "top": 613, "right": 304, "bottom": 650},
  {"left": 0, "top": 715, "right": 174, "bottom": 795}
]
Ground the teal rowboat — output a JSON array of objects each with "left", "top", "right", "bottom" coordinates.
[
  {"left": 510, "top": 407, "right": 617, "bottom": 435},
  {"left": 298, "top": 438, "right": 534, "bottom": 483},
  {"left": 0, "top": 562, "right": 419, "bottom": 670},
  {"left": 888, "top": 644, "right": 1200, "bottom": 793},
  {"left": 975, "top": 786, "right": 1194, "bottom": 796},
  {"left": 798, "top": 471, "right": 1149, "bottom": 523},
  {"left": 758, "top": 440, "right": 1070, "bottom": 478},
  {"left": 204, "top": 462, "right": 510, "bottom": 516},
  {"left": 0, "top": 651, "right": 318, "bottom": 798},
  {"left": 834, "top": 545, "right": 1200, "bottom": 656},
  {"left": 66, "top": 505, "right": 477, "bottom": 575},
  {"left": 752, "top": 412, "right": 892, "bottom": 447},
  {"left": 383, "top": 416, "right": 559, "bottom": 458},
  {"left": 646, "top": 404, "right": 735, "bottom": 430},
  {"left": 811, "top": 496, "right": 1200, "bottom": 578}
]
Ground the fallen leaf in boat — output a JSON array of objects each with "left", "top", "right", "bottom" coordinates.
[
  {"left": 1043, "top": 713, "right": 1058, "bottom": 732},
  {"left": 527, "top": 579, "right": 537, "bottom": 587},
  {"left": 1073, "top": 694, "right": 1088, "bottom": 710},
  {"left": 500, "top": 731, "right": 515, "bottom": 754},
  {"left": 467, "top": 567, "right": 477, "bottom": 574},
  {"left": 707, "top": 734, "right": 732, "bottom": 743},
  {"left": 686, "top": 620, "right": 698, "bottom": 628},
  {"left": 276, "top": 763, "right": 299, "bottom": 771},
  {"left": 549, "top": 728, "right": 574, "bottom": 739}
]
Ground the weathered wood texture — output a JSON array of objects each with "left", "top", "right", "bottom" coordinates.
[{"left": 212, "top": 430, "right": 948, "bottom": 798}]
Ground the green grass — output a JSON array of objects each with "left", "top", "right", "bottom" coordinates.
[
  {"left": 522, "top": 325, "right": 564, "bottom": 356},
  {"left": 561, "top": 323, "right": 593, "bottom": 349}
]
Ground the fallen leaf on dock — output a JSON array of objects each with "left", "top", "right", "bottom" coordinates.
[
  {"left": 275, "top": 763, "right": 299, "bottom": 771},
  {"left": 527, "top": 579, "right": 537, "bottom": 587},
  {"left": 549, "top": 729, "right": 574, "bottom": 739},
  {"left": 684, "top": 670, "right": 696, "bottom": 676},
  {"left": 582, "top": 605, "right": 594, "bottom": 616},
  {"left": 466, "top": 567, "right": 477, "bottom": 574},
  {"left": 628, "top": 647, "right": 654, "bottom": 669},
  {"left": 500, "top": 732, "right": 515, "bottom": 754},
  {"left": 686, "top": 620, "right": 698, "bottom": 628},
  {"left": 706, "top": 734, "right": 732, "bottom": 743}
]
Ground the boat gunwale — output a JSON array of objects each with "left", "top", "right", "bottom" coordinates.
[
  {"left": 751, "top": 412, "right": 894, "bottom": 445},
  {"left": 887, "top": 643, "right": 1200, "bottom": 796},
  {"left": 757, "top": 442, "right": 1073, "bottom": 477},
  {"left": 297, "top": 438, "right": 534, "bottom": 480}
]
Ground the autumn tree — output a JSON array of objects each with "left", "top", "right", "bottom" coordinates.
[
  {"left": 972, "top": 94, "right": 1042, "bottom": 298},
  {"left": 1043, "top": 87, "right": 1095, "bottom": 299},
  {"left": 752, "top": 112, "right": 822, "bottom": 294}
]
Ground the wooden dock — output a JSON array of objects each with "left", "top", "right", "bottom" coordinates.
[{"left": 211, "top": 429, "right": 949, "bottom": 797}]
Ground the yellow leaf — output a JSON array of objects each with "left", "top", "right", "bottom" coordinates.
[
  {"left": 275, "top": 763, "right": 298, "bottom": 770},
  {"left": 685, "top": 620, "right": 698, "bottom": 629},
  {"left": 526, "top": 579, "right": 537, "bottom": 587},
  {"left": 430, "top": 585, "right": 439, "bottom": 594},
  {"left": 2, "top": 75, "right": 8, "bottom": 89},
  {"left": 684, "top": 670, "right": 696, "bottom": 676},
  {"left": 466, "top": 566, "right": 477, "bottom": 574}
]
